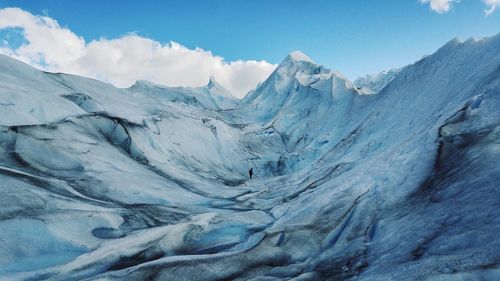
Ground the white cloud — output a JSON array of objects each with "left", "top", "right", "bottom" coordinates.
[
  {"left": 420, "top": 0, "right": 500, "bottom": 14},
  {"left": 483, "top": 0, "right": 500, "bottom": 15},
  {"left": 0, "top": 8, "right": 276, "bottom": 98},
  {"left": 419, "top": 0, "right": 459, "bottom": 14}
]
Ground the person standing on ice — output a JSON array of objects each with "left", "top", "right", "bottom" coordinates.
[{"left": 249, "top": 168, "right": 253, "bottom": 179}]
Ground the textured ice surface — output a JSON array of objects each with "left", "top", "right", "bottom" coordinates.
[
  {"left": 0, "top": 34, "right": 499, "bottom": 280},
  {"left": 353, "top": 68, "right": 401, "bottom": 95}
]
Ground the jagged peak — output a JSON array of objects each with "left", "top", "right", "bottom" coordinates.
[
  {"left": 207, "top": 75, "right": 221, "bottom": 89},
  {"left": 435, "top": 35, "right": 497, "bottom": 55},
  {"left": 287, "top": 51, "right": 314, "bottom": 63},
  {"left": 206, "top": 76, "right": 235, "bottom": 99},
  {"left": 272, "top": 51, "right": 322, "bottom": 78},
  {"left": 275, "top": 51, "right": 318, "bottom": 71}
]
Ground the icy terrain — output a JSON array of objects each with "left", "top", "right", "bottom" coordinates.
[{"left": 0, "top": 34, "right": 499, "bottom": 281}]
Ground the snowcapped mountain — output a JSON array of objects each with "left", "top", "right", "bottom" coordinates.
[{"left": 0, "top": 34, "right": 499, "bottom": 280}]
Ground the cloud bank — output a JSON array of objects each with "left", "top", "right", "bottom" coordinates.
[{"left": 0, "top": 8, "right": 276, "bottom": 98}]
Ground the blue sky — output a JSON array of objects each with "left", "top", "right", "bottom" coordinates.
[{"left": 0, "top": 0, "right": 499, "bottom": 96}]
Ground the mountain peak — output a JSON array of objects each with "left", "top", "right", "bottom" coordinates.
[
  {"left": 206, "top": 76, "right": 235, "bottom": 100},
  {"left": 207, "top": 75, "right": 220, "bottom": 89},
  {"left": 286, "top": 51, "right": 314, "bottom": 63},
  {"left": 276, "top": 51, "right": 318, "bottom": 71}
]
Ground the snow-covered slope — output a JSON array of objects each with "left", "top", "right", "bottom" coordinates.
[{"left": 0, "top": 34, "right": 499, "bottom": 281}]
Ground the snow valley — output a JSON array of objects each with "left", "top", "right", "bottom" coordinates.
[{"left": 0, "top": 34, "right": 499, "bottom": 280}]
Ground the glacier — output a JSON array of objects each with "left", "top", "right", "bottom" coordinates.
[{"left": 0, "top": 34, "right": 499, "bottom": 281}]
